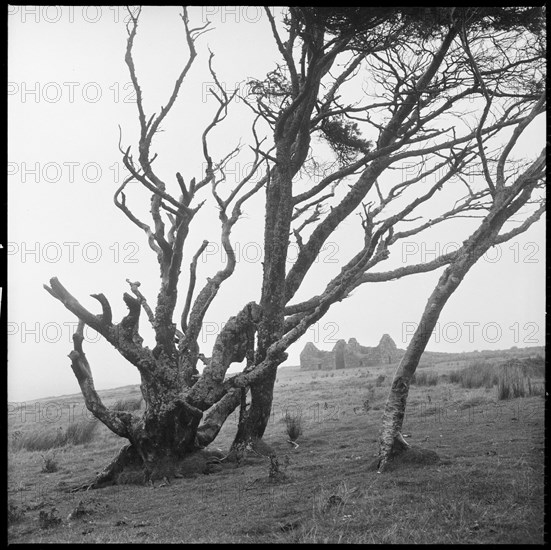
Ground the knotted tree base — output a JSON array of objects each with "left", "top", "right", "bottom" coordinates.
[
  {"left": 68, "top": 445, "right": 229, "bottom": 492},
  {"left": 371, "top": 437, "right": 440, "bottom": 473}
]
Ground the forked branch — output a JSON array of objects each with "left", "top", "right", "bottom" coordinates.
[{"left": 69, "top": 321, "right": 133, "bottom": 438}]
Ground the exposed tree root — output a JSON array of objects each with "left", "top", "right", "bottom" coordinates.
[
  {"left": 69, "top": 444, "right": 141, "bottom": 492},
  {"left": 66, "top": 445, "right": 232, "bottom": 491},
  {"left": 373, "top": 434, "right": 440, "bottom": 473},
  {"left": 226, "top": 437, "right": 276, "bottom": 464}
]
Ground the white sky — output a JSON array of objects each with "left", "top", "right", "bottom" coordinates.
[{"left": 7, "top": 6, "right": 546, "bottom": 402}]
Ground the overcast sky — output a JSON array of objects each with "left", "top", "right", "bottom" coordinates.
[{"left": 8, "top": 6, "right": 545, "bottom": 402}]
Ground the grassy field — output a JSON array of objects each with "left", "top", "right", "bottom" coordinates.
[{"left": 8, "top": 360, "right": 545, "bottom": 543}]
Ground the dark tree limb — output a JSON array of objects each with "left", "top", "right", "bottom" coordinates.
[
  {"left": 188, "top": 302, "right": 262, "bottom": 410},
  {"left": 69, "top": 321, "right": 133, "bottom": 439},
  {"left": 126, "top": 279, "right": 155, "bottom": 329},
  {"left": 195, "top": 388, "right": 241, "bottom": 448},
  {"left": 44, "top": 278, "right": 110, "bottom": 336},
  {"left": 89, "top": 293, "right": 113, "bottom": 327},
  {"left": 181, "top": 240, "right": 209, "bottom": 334}
]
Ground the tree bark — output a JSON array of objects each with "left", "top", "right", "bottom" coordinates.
[{"left": 232, "top": 365, "right": 278, "bottom": 449}]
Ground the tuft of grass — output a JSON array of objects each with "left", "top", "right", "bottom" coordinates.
[
  {"left": 112, "top": 397, "right": 142, "bottom": 411},
  {"left": 496, "top": 360, "right": 545, "bottom": 400},
  {"left": 448, "top": 370, "right": 461, "bottom": 384},
  {"left": 40, "top": 452, "right": 59, "bottom": 473},
  {"left": 11, "top": 429, "right": 65, "bottom": 452},
  {"left": 268, "top": 453, "right": 290, "bottom": 482},
  {"left": 450, "top": 356, "right": 545, "bottom": 392},
  {"left": 411, "top": 371, "right": 439, "bottom": 386},
  {"left": 38, "top": 508, "right": 62, "bottom": 530},
  {"left": 312, "top": 480, "right": 356, "bottom": 517},
  {"left": 11, "top": 418, "right": 99, "bottom": 452},
  {"left": 8, "top": 502, "right": 25, "bottom": 525},
  {"left": 284, "top": 412, "right": 303, "bottom": 442},
  {"left": 517, "top": 355, "right": 545, "bottom": 378},
  {"left": 449, "top": 362, "right": 498, "bottom": 389},
  {"left": 375, "top": 374, "right": 386, "bottom": 387},
  {"left": 64, "top": 418, "right": 99, "bottom": 446}
]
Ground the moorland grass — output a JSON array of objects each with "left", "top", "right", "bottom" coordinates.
[
  {"left": 111, "top": 397, "right": 143, "bottom": 411},
  {"left": 8, "top": 363, "right": 544, "bottom": 544},
  {"left": 12, "top": 418, "right": 98, "bottom": 452},
  {"left": 411, "top": 371, "right": 439, "bottom": 386}
]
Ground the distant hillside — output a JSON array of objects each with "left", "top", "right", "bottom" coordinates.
[{"left": 8, "top": 341, "right": 544, "bottom": 405}]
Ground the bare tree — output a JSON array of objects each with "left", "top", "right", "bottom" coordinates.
[{"left": 44, "top": 7, "right": 545, "bottom": 488}]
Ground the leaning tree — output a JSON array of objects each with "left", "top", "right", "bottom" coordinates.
[
  {"left": 373, "top": 9, "right": 546, "bottom": 470},
  {"left": 45, "top": 6, "right": 545, "bottom": 488}
]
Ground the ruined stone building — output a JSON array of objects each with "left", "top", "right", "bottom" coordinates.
[
  {"left": 298, "top": 333, "right": 545, "bottom": 371},
  {"left": 300, "top": 334, "right": 402, "bottom": 370}
]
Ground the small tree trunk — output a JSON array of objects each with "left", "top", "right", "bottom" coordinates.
[
  {"left": 231, "top": 365, "right": 278, "bottom": 449},
  {"left": 376, "top": 194, "right": 525, "bottom": 471},
  {"left": 377, "top": 245, "right": 489, "bottom": 471},
  {"left": 229, "top": 161, "right": 294, "bottom": 450}
]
